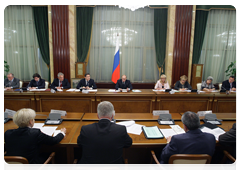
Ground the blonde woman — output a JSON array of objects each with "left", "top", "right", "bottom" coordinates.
[
  {"left": 154, "top": 74, "right": 170, "bottom": 90},
  {"left": 174, "top": 75, "right": 192, "bottom": 91},
  {"left": 4, "top": 108, "right": 66, "bottom": 164}
]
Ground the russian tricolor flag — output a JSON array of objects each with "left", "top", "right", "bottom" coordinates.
[{"left": 111, "top": 36, "right": 120, "bottom": 84}]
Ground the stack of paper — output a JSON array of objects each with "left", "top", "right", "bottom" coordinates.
[
  {"left": 160, "top": 125, "right": 185, "bottom": 139},
  {"left": 87, "top": 89, "right": 98, "bottom": 92},
  {"left": 66, "top": 89, "right": 76, "bottom": 92},
  {"left": 132, "top": 90, "right": 142, "bottom": 92},
  {"left": 41, "top": 126, "right": 58, "bottom": 136},
  {"left": 116, "top": 120, "right": 143, "bottom": 135},
  {"left": 57, "top": 89, "right": 63, "bottom": 92},
  {"left": 152, "top": 89, "right": 165, "bottom": 92},
  {"left": 170, "top": 125, "right": 185, "bottom": 134},
  {"left": 200, "top": 126, "right": 225, "bottom": 140},
  {"left": 210, "top": 90, "right": 219, "bottom": 93},
  {"left": 108, "top": 89, "right": 120, "bottom": 92},
  {"left": 29, "top": 89, "right": 46, "bottom": 91},
  {"left": 32, "top": 123, "right": 44, "bottom": 129}
]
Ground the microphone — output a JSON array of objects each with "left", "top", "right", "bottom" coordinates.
[{"left": 221, "top": 85, "right": 229, "bottom": 94}]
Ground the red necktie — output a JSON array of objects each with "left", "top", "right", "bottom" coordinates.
[{"left": 60, "top": 81, "right": 62, "bottom": 87}]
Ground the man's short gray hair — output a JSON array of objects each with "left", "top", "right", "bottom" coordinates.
[
  {"left": 57, "top": 72, "right": 64, "bottom": 77},
  {"left": 7, "top": 73, "right": 14, "bottom": 77},
  {"left": 97, "top": 101, "right": 115, "bottom": 118},
  {"left": 13, "top": 108, "right": 36, "bottom": 128},
  {"left": 181, "top": 111, "right": 200, "bottom": 130}
]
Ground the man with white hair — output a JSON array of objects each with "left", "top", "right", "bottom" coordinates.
[
  {"left": 4, "top": 73, "right": 20, "bottom": 89},
  {"left": 4, "top": 108, "right": 66, "bottom": 164},
  {"left": 77, "top": 101, "right": 132, "bottom": 164},
  {"left": 50, "top": 72, "right": 71, "bottom": 89}
]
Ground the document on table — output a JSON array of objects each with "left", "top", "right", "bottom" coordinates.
[
  {"left": 160, "top": 128, "right": 177, "bottom": 138},
  {"left": 41, "top": 126, "right": 58, "bottom": 136},
  {"left": 126, "top": 124, "right": 143, "bottom": 135},
  {"left": 29, "top": 89, "right": 46, "bottom": 91},
  {"left": 152, "top": 89, "right": 165, "bottom": 92},
  {"left": 210, "top": 90, "right": 219, "bottom": 93},
  {"left": 53, "top": 130, "right": 62, "bottom": 137},
  {"left": 32, "top": 123, "right": 45, "bottom": 129},
  {"left": 57, "top": 89, "right": 63, "bottom": 92},
  {"left": 87, "top": 89, "right": 98, "bottom": 92},
  {"left": 132, "top": 90, "right": 142, "bottom": 92},
  {"left": 108, "top": 89, "right": 120, "bottom": 92},
  {"left": 142, "top": 126, "right": 164, "bottom": 139},
  {"left": 200, "top": 126, "right": 225, "bottom": 140},
  {"left": 66, "top": 88, "right": 76, "bottom": 92},
  {"left": 159, "top": 121, "right": 174, "bottom": 124},
  {"left": 116, "top": 120, "right": 135, "bottom": 127},
  {"left": 170, "top": 125, "right": 185, "bottom": 134}
]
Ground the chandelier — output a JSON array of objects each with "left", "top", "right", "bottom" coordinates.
[{"left": 117, "top": 5, "right": 149, "bottom": 11}]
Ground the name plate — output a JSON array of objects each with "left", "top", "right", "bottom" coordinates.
[
  {"left": 197, "top": 110, "right": 212, "bottom": 117},
  {"left": 153, "top": 110, "right": 170, "bottom": 116},
  {"left": 50, "top": 109, "right": 67, "bottom": 116}
]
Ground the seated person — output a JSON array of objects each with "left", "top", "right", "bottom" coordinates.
[
  {"left": 115, "top": 75, "right": 133, "bottom": 91},
  {"left": 160, "top": 111, "right": 216, "bottom": 164},
  {"left": 201, "top": 76, "right": 215, "bottom": 91},
  {"left": 27, "top": 73, "right": 45, "bottom": 89},
  {"left": 76, "top": 73, "right": 97, "bottom": 89},
  {"left": 4, "top": 108, "right": 66, "bottom": 164},
  {"left": 222, "top": 76, "right": 236, "bottom": 91},
  {"left": 50, "top": 72, "right": 71, "bottom": 89},
  {"left": 77, "top": 101, "right": 132, "bottom": 164},
  {"left": 174, "top": 75, "right": 192, "bottom": 91},
  {"left": 154, "top": 74, "right": 170, "bottom": 90},
  {"left": 219, "top": 123, "right": 236, "bottom": 159},
  {"left": 4, "top": 73, "right": 20, "bottom": 89}
]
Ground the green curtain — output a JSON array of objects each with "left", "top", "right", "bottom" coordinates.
[
  {"left": 154, "top": 9, "right": 168, "bottom": 74},
  {"left": 192, "top": 10, "right": 209, "bottom": 64},
  {"left": 32, "top": 7, "right": 50, "bottom": 82},
  {"left": 77, "top": 7, "right": 93, "bottom": 62}
]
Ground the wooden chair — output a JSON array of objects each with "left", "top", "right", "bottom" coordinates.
[
  {"left": 151, "top": 150, "right": 211, "bottom": 164},
  {"left": 221, "top": 150, "right": 236, "bottom": 163},
  {"left": 19, "top": 80, "right": 23, "bottom": 88},
  {"left": 197, "top": 83, "right": 202, "bottom": 91},
  {"left": 5, "top": 152, "right": 55, "bottom": 164},
  {"left": 72, "top": 159, "right": 128, "bottom": 170},
  {"left": 45, "top": 81, "right": 49, "bottom": 89}
]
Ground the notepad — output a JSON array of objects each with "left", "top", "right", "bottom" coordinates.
[
  {"left": 160, "top": 128, "right": 178, "bottom": 138},
  {"left": 41, "top": 126, "right": 58, "bottom": 136},
  {"left": 142, "top": 126, "right": 164, "bottom": 139}
]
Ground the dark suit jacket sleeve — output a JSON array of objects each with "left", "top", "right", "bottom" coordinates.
[
  {"left": 77, "top": 126, "right": 85, "bottom": 148},
  {"left": 38, "top": 79, "right": 45, "bottom": 89},
  {"left": 27, "top": 80, "right": 33, "bottom": 88},
  {"left": 222, "top": 80, "right": 229, "bottom": 90},
  {"left": 12, "top": 78, "right": 20, "bottom": 89},
  {"left": 76, "top": 79, "right": 83, "bottom": 89},
  {"left": 160, "top": 136, "right": 178, "bottom": 164},
  {"left": 127, "top": 80, "right": 133, "bottom": 90},
  {"left": 50, "top": 79, "right": 57, "bottom": 89},
  {"left": 174, "top": 81, "right": 180, "bottom": 90},
  {"left": 123, "top": 128, "right": 132, "bottom": 148},
  {"left": 115, "top": 80, "right": 120, "bottom": 90},
  {"left": 63, "top": 79, "right": 71, "bottom": 89},
  {"left": 186, "top": 81, "right": 192, "bottom": 90},
  {"left": 37, "top": 130, "right": 64, "bottom": 145},
  {"left": 233, "top": 81, "right": 236, "bottom": 88},
  {"left": 92, "top": 79, "right": 97, "bottom": 89},
  {"left": 219, "top": 123, "right": 236, "bottom": 147}
]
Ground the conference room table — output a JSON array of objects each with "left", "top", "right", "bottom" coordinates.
[
  {"left": 4, "top": 88, "right": 236, "bottom": 113},
  {"left": 4, "top": 112, "right": 236, "bottom": 164}
]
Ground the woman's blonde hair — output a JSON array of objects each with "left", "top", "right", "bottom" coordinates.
[
  {"left": 159, "top": 74, "right": 167, "bottom": 84},
  {"left": 13, "top": 108, "right": 36, "bottom": 128},
  {"left": 180, "top": 75, "right": 188, "bottom": 81}
]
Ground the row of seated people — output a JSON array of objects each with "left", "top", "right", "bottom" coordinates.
[
  {"left": 4, "top": 101, "right": 236, "bottom": 164},
  {"left": 4, "top": 72, "right": 236, "bottom": 92}
]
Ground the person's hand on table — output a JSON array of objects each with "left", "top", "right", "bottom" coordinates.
[
  {"left": 166, "top": 136, "right": 172, "bottom": 143},
  {"left": 127, "top": 88, "right": 130, "bottom": 91},
  {"left": 5, "top": 87, "right": 11, "bottom": 90},
  {"left": 86, "top": 86, "right": 90, "bottom": 90},
  {"left": 56, "top": 87, "right": 62, "bottom": 89},
  {"left": 232, "top": 87, "right": 236, "bottom": 91}
]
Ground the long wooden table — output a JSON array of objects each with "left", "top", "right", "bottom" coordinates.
[
  {"left": 4, "top": 89, "right": 236, "bottom": 113},
  {"left": 4, "top": 112, "right": 236, "bottom": 164}
]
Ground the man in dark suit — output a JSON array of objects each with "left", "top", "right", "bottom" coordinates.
[
  {"left": 4, "top": 108, "right": 66, "bottom": 164},
  {"left": 219, "top": 123, "right": 236, "bottom": 158},
  {"left": 160, "top": 111, "right": 216, "bottom": 164},
  {"left": 222, "top": 76, "right": 236, "bottom": 91},
  {"left": 50, "top": 72, "right": 71, "bottom": 89},
  {"left": 76, "top": 73, "right": 97, "bottom": 89},
  {"left": 77, "top": 101, "right": 132, "bottom": 164},
  {"left": 115, "top": 75, "right": 133, "bottom": 91},
  {"left": 4, "top": 73, "right": 20, "bottom": 89},
  {"left": 27, "top": 73, "right": 45, "bottom": 89}
]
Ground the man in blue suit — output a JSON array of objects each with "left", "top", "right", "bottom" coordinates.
[
  {"left": 76, "top": 73, "right": 97, "bottom": 89},
  {"left": 115, "top": 75, "right": 133, "bottom": 91},
  {"left": 160, "top": 111, "right": 216, "bottom": 164},
  {"left": 50, "top": 72, "right": 71, "bottom": 89},
  {"left": 27, "top": 73, "right": 45, "bottom": 89}
]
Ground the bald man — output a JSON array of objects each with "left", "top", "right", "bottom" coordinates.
[{"left": 115, "top": 75, "right": 133, "bottom": 91}]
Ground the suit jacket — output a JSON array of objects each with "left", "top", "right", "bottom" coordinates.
[
  {"left": 219, "top": 123, "right": 236, "bottom": 158},
  {"left": 4, "top": 78, "right": 20, "bottom": 89},
  {"left": 4, "top": 127, "right": 64, "bottom": 164},
  {"left": 77, "top": 119, "right": 132, "bottom": 164},
  {"left": 27, "top": 79, "right": 45, "bottom": 89},
  {"left": 115, "top": 79, "right": 133, "bottom": 90},
  {"left": 160, "top": 129, "right": 216, "bottom": 164},
  {"left": 50, "top": 78, "right": 71, "bottom": 89},
  {"left": 222, "top": 80, "right": 236, "bottom": 90},
  {"left": 174, "top": 80, "right": 192, "bottom": 90},
  {"left": 76, "top": 78, "right": 97, "bottom": 89}
]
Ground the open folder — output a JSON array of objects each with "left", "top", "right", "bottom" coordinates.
[{"left": 142, "top": 126, "right": 164, "bottom": 139}]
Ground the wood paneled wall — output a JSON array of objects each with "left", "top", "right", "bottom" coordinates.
[
  {"left": 51, "top": 5, "right": 70, "bottom": 81},
  {"left": 172, "top": 5, "right": 193, "bottom": 86}
]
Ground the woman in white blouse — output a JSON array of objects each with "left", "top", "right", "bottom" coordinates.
[{"left": 154, "top": 74, "right": 170, "bottom": 90}]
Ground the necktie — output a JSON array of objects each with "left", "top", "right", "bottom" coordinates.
[
  {"left": 36, "top": 81, "right": 38, "bottom": 86},
  {"left": 60, "top": 81, "right": 62, "bottom": 87},
  {"left": 87, "top": 81, "right": 89, "bottom": 86}
]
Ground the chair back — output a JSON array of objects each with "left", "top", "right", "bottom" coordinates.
[
  {"left": 197, "top": 83, "right": 201, "bottom": 91},
  {"left": 45, "top": 81, "right": 49, "bottom": 89},
  {"left": 5, "top": 156, "right": 29, "bottom": 164},
  {"left": 19, "top": 81, "right": 23, "bottom": 88},
  {"left": 219, "top": 83, "right": 222, "bottom": 90},
  {"left": 169, "top": 154, "right": 211, "bottom": 164},
  {"left": 74, "top": 167, "right": 121, "bottom": 170}
]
